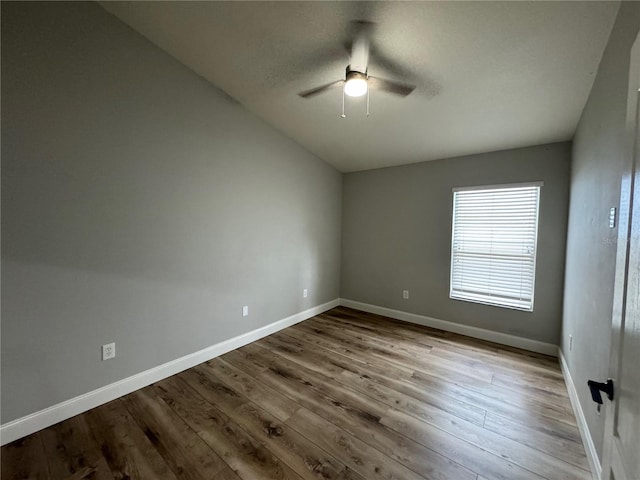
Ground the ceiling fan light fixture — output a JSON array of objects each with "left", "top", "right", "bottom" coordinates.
[{"left": 344, "top": 71, "right": 368, "bottom": 97}]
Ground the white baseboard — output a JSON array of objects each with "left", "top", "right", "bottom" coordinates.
[
  {"left": 0, "top": 299, "right": 339, "bottom": 446},
  {"left": 339, "top": 299, "right": 558, "bottom": 357},
  {"left": 559, "top": 349, "right": 601, "bottom": 480}
]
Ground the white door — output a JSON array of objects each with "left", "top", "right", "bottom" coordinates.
[{"left": 601, "top": 31, "right": 640, "bottom": 480}]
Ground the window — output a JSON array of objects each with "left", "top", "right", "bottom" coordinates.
[{"left": 450, "top": 183, "right": 542, "bottom": 311}]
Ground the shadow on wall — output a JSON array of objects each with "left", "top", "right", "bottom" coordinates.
[{"left": 1, "top": 1, "right": 341, "bottom": 425}]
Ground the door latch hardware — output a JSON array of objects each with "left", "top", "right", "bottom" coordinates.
[{"left": 588, "top": 378, "right": 614, "bottom": 407}]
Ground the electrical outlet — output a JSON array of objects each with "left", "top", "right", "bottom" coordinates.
[
  {"left": 242, "top": 305, "right": 249, "bottom": 317},
  {"left": 102, "top": 342, "right": 115, "bottom": 361},
  {"left": 403, "top": 290, "right": 409, "bottom": 299},
  {"left": 569, "top": 335, "right": 573, "bottom": 351},
  {"left": 303, "top": 289, "right": 308, "bottom": 298}
]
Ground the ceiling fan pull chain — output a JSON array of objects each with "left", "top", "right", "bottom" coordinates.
[
  {"left": 341, "top": 88, "right": 346, "bottom": 118},
  {"left": 367, "top": 87, "right": 370, "bottom": 117}
]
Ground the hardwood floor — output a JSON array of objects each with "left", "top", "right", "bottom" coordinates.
[{"left": 1, "top": 307, "right": 590, "bottom": 480}]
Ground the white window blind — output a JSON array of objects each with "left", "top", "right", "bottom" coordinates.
[{"left": 450, "top": 183, "right": 541, "bottom": 311}]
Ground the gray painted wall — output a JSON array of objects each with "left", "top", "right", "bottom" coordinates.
[
  {"left": 1, "top": 2, "right": 341, "bottom": 424},
  {"left": 341, "top": 142, "right": 571, "bottom": 345},
  {"left": 562, "top": 1, "right": 640, "bottom": 461}
]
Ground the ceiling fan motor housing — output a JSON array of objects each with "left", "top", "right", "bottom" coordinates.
[{"left": 346, "top": 69, "right": 367, "bottom": 81}]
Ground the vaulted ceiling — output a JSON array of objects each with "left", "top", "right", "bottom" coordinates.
[{"left": 102, "top": 1, "right": 619, "bottom": 172}]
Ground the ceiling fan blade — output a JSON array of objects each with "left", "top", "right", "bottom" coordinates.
[
  {"left": 369, "top": 45, "right": 417, "bottom": 80},
  {"left": 368, "top": 76, "right": 416, "bottom": 97},
  {"left": 298, "top": 80, "right": 344, "bottom": 98}
]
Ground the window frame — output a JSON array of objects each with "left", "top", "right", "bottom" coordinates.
[{"left": 449, "top": 181, "right": 543, "bottom": 312}]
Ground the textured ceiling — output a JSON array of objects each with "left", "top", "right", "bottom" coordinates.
[{"left": 101, "top": 1, "right": 619, "bottom": 172}]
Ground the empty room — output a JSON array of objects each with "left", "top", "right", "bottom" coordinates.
[{"left": 1, "top": 1, "right": 639, "bottom": 480}]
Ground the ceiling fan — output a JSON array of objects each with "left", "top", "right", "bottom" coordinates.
[{"left": 297, "top": 22, "right": 417, "bottom": 113}]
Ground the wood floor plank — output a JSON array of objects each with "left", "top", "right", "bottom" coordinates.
[
  {"left": 1, "top": 307, "right": 589, "bottom": 480},
  {"left": 85, "top": 399, "right": 179, "bottom": 480},
  {"left": 277, "top": 327, "right": 487, "bottom": 426},
  {"left": 254, "top": 329, "right": 567, "bottom": 439},
  {"left": 1, "top": 434, "right": 51, "bottom": 480},
  {"left": 263, "top": 332, "right": 369, "bottom": 378},
  {"left": 409, "top": 370, "right": 578, "bottom": 428},
  {"left": 321, "top": 309, "right": 498, "bottom": 356},
  {"left": 483, "top": 412, "right": 589, "bottom": 470},
  {"left": 293, "top": 317, "right": 576, "bottom": 428},
  {"left": 260, "top": 332, "right": 373, "bottom": 380},
  {"left": 315, "top": 313, "right": 500, "bottom": 375},
  {"left": 300, "top": 319, "right": 496, "bottom": 387},
  {"left": 220, "top": 348, "right": 270, "bottom": 376},
  {"left": 203, "top": 357, "right": 301, "bottom": 421},
  {"left": 490, "top": 372, "right": 573, "bottom": 407},
  {"left": 382, "top": 408, "right": 591, "bottom": 480},
  {"left": 62, "top": 465, "right": 104, "bottom": 480},
  {"left": 379, "top": 408, "right": 546, "bottom": 480},
  {"left": 182, "top": 365, "right": 347, "bottom": 480},
  {"left": 447, "top": 372, "right": 575, "bottom": 417},
  {"left": 315, "top": 313, "right": 566, "bottom": 398},
  {"left": 305, "top": 317, "right": 494, "bottom": 384},
  {"left": 154, "top": 375, "right": 305, "bottom": 480},
  {"left": 289, "top": 321, "right": 426, "bottom": 376},
  {"left": 338, "top": 368, "right": 487, "bottom": 427},
  {"left": 428, "top": 343, "right": 564, "bottom": 381},
  {"left": 312, "top": 313, "right": 509, "bottom": 384},
  {"left": 334, "top": 467, "right": 369, "bottom": 480},
  {"left": 495, "top": 344, "right": 559, "bottom": 367},
  {"left": 271, "top": 327, "right": 487, "bottom": 428},
  {"left": 327, "top": 308, "right": 559, "bottom": 372},
  {"left": 39, "top": 415, "right": 114, "bottom": 480},
  {"left": 287, "top": 324, "right": 415, "bottom": 375},
  {"left": 214, "top": 467, "right": 243, "bottom": 480},
  {"left": 273, "top": 327, "right": 588, "bottom": 479},
  {"left": 241, "top": 343, "right": 477, "bottom": 480},
  {"left": 311, "top": 315, "right": 435, "bottom": 359},
  {"left": 122, "top": 385, "right": 227, "bottom": 480},
  {"left": 249, "top": 339, "right": 584, "bottom": 480},
  {"left": 286, "top": 408, "right": 430, "bottom": 480},
  {"left": 296, "top": 320, "right": 424, "bottom": 374}
]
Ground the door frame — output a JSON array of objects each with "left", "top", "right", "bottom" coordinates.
[{"left": 601, "top": 30, "right": 640, "bottom": 480}]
